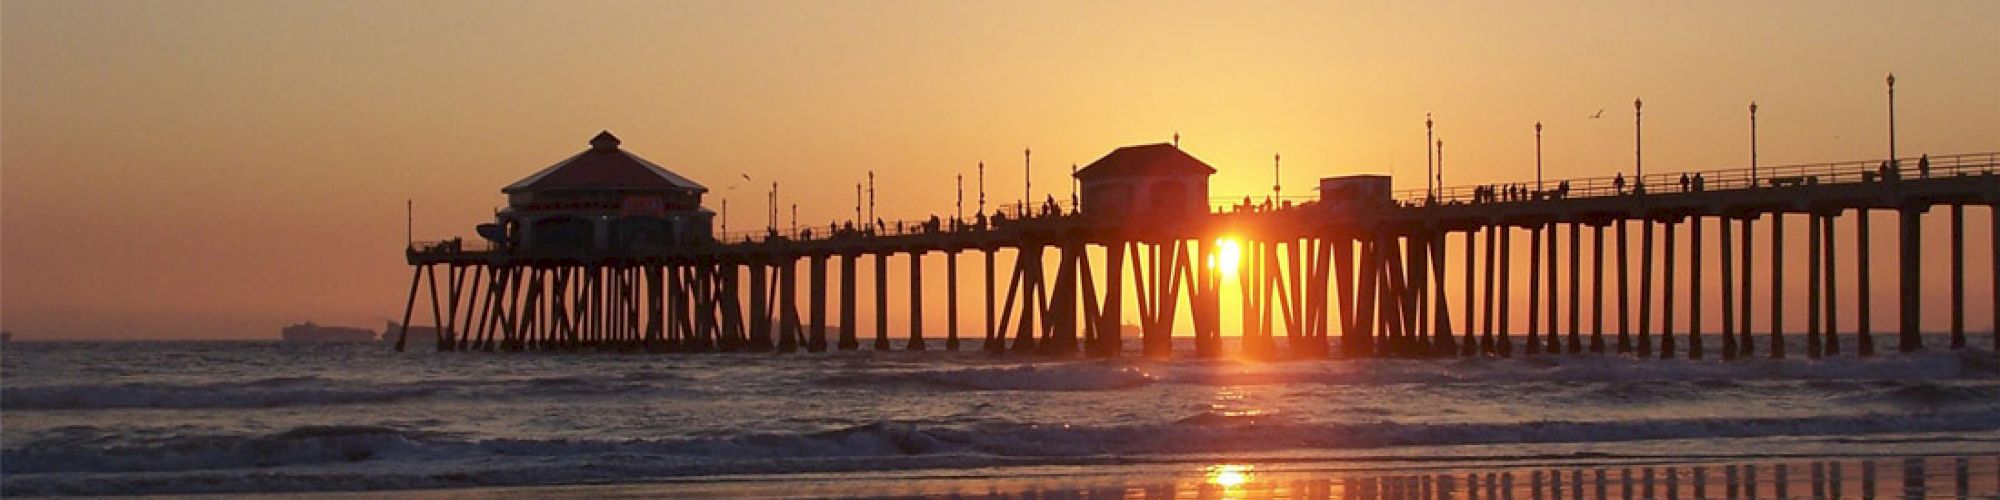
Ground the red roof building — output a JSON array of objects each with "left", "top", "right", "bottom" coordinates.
[
  {"left": 488, "top": 131, "right": 714, "bottom": 252},
  {"left": 1073, "top": 143, "right": 1215, "bottom": 217}
]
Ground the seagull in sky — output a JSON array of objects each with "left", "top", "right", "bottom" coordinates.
[{"left": 1588, "top": 108, "right": 1605, "bottom": 119}]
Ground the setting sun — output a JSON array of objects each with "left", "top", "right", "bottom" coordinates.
[{"left": 1213, "top": 238, "right": 1243, "bottom": 277}]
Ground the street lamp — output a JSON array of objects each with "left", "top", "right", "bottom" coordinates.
[
  {"left": 1426, "top": 113, "right": 1435, "bottom": 200},
  {"left": 1023, "top": 148, "right": 1032, "bottom": 217},
  {"left": 1887, "top": 73, "right": 1897, "bottom": 165},
  {"left": 1535, "top": 121, "right": 1544, "bottom": 193},
  {"left": 1750, "top": 101, "right": 1759, "bottom": 187},
  {"left": 1634, "top": 98, "right": 1644, "bottom": 193}
]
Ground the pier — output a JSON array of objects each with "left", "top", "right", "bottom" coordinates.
[{"left": 398, "top": 133, "right": 1998, "bottom": 359}]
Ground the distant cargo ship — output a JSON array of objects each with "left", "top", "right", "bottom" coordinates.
[{"left": 281, "top": 322, "right": 376, "bottom": 342}]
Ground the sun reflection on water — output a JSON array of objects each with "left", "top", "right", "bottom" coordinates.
[{"left": 1205, "top": 464, "right": 1254, "bottom": 488}]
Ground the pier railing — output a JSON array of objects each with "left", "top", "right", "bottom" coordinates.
[{"left": 1391, "top": 152, "right": 2000, "bottom": 207}]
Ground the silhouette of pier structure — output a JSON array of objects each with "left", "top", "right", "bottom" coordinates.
[{"left": 397, "top": 131, "right": 1998, "bottom": 359}]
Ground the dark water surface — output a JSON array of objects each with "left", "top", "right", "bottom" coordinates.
[{"left": 3, "top": 339, "right": 1998, "bottom": 496}]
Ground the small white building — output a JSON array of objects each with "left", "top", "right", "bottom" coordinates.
[
  {"left": 1073, "top": 143, "right": 1215, "bottom": 218},
  {"left": 1317, "top": 175, "right": 1394, "bottom": 212},
  {"left": 485, "top": 131, "right": 713, "bottom": 252}
]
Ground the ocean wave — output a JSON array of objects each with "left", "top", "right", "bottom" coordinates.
[
  {"left": 12, "top": 410, "right": 2000, "bottom": 478},
  {"left": 1, "top": 374, "right": 691, "bottom": 410},
  {"left": 1152, "top": 349, "right": 1983, "bottom": 387},
  {"left": 815, "top": 364, "right": 1156, "bottom": 391},
  {"left": 12, "top": 410, "right": 2000, "bottom": 496},
  {"left": 0, "top": 378, "right": 442, "bottom": 410}
]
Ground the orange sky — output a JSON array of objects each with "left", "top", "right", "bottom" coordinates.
[{"left": 3, "top": 0, "right": 1997, "bottom": 340}]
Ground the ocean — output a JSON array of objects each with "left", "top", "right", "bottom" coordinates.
[{"left": 3, "top": 337, "right": 1998, "bottom": 497}]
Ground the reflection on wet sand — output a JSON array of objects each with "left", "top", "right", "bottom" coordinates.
[{"left": 886, "top": 455, "right": 1996, "bottom": 499}]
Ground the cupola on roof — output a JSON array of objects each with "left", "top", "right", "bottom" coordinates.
[{"left": 504, "top": 131, "right": 707, "bottom": 194}]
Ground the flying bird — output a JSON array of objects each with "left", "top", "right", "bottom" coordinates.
[
  {"left": 741, "top": 173, "right": 753, "bottom": 181},
  {"left": 1589, "top": 108, "right": 1605, "bottom": 119}
]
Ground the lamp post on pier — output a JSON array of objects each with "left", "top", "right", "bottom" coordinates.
[
  {"left": 1634, "top": 98, "right": 1644, "bottom": 193},
  {"left": 1750, "top": 102, "right": 1759, "bottom": 187},
  {"left": 1535, "top": 121, "right": 1544, "bottom": 193},
  {"left": 1426, "top": 113, "right": 1434, "bottom": 202},
  {"left": 1023, "top": 148, "right": 1032, "bottom": 217},
  {"left": 1887, "top": 73, "right": 1898, "bottom": 164}
]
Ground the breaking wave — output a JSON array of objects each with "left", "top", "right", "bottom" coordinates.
[{"left": 10, "top": 410, "right": 2000, "bottom": 495}]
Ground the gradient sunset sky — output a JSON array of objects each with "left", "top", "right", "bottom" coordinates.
[{"left": 3, "top": 1, "right": 1996, "bottom": 340}]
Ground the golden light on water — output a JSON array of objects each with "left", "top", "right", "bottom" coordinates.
[{"left": 1206, "top": 464, "right": 1254, "bottom": 488}]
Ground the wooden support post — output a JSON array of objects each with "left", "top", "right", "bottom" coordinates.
[
  {"left": 1857, "top": 210, "right": 1874, "bottom": 356},
  {"left": 1899, "top": 207, "right": 1923, "bottom": 352},
  {"left": 1592, "top": 224, "right": 1606, "bottom": 353},
  {"left": 1721, "top": 216, "right": 1737, "bottom": 359},
  {"left": 1014, "top": 245, "right": 1043, "bottom": 353},
  {"left": 839, "top": 255, "right": 857, "bottom": 350},
  {"left": 1100, "top": 243, "right": 1124, "bottom": 357},
  {"left": 426, "top": 264, "right": 445, "bottom": 351},
  {"left": 1824, "top": 213, "right": 1840, "bottom": 356},
  {"left": 1432, "top": 231, "right": 1456, "bottom": 356},
  {"left": 1528, "top": 225, "right": 1543, "bottom": 355},
  {"left": 908, "top": 251, "right": 927, "bottom": 351},
  {"left": 441, "top": 265, "right": 464, "bottom": 352},
  {"left": 1046, "top": 244, "right": 1077, "bottom": 355},
  {"left": 780, "top": 257, "right": 800, "bottom": 353},
  {"left": 1357, "top": 237, "right": 1381, "bottom": 357},
  {"left": 1464, "top": 229, "right": 1479, "bottom": 357},
  {"left": 1482, "top": 226, "right": 1497, "bottom": 354},
  {"left": 947, "top": 251, "right": 960, "bottom": 351},
  {"left": 809, "top": 255, "right": 828, "bottom": 352},
  {"left": 1569, "top": 222, "right": 1582, "bottom": 354},
  {"left": 1314, "top": 238, "right": 1334, "bottom": 357},
  {"left": 1662, "top": 217, "right": 1677, "bottom": 359},
  {"left": 1411, "top": 233, "right": 1430, "bottom": 353},
  {"left": 1772, "top": 213, "right": 1786, "bottom": 358},
  {"left": 1639, "top": 219, "right": 1655, "bottom": 357},
  {"left": 1690, "top": 215, "right": 1703, "bottom": 359},
  {"left": 1336, "top": 237, "right": 1361, "bottom": 357},
  {"left": 1808, "top": 212, "right": 1823, "bottom": 358},
  {"left": 1950, "top": 204, "right": 1966, "bottom": 349},
  {"left": 1498, "top": 226, "right": 1513, "bottom": 356},
  {"left": 1547, "top": 222, "right": 1561, "bottom": 354},
  {"left": 985, "top": 249, "right": 998, "bottom": 353},
  {"left": 748, "top": 263, "right": 770, "bottom": 351},
  {"left": 875, "top": 252, "right": 890, "bottom": 350},
  {"left": 1992, "top": 203, "right": 1998, "bottom": 355},
  {"left": 1741, "top": 215, "right": 1756, "bottom": 358},
  {"left": 1617, "top": 219, "right": 1631, "bottom": 353},
  {"left": 394, "top": 265, "right": 422, "bottom": 352}
]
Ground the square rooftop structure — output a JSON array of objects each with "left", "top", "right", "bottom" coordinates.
[
  {"left": 1317, "top": 174, "right": 1394, "bottom": 213},
  {"left": 490, "top": 131, "right": 714, "bottom": 252},
  {"left": 1072, "top": 143, "right": 1215, "bottom": 218}
]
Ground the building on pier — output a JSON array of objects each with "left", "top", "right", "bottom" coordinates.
[
  {"left": 482, "top": 131, "right": 713, "bottom": 252},
  {"left": 1074, "top": 143, "right": 1214, "bottom": 217},
  {"left": 1317, "top": 175, "right": 1394, "bottom": 212}
]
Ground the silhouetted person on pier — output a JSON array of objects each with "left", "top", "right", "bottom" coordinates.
[
  {"left": 1918, "top": 154, "right": 1931, "bottom": 178},
  {"left": 1614, "top": 174, "right": 1625, "bottom": 195}
]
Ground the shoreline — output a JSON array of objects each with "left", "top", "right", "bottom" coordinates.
[{"left": 232, "top": 453, "right": 2000, "bottom": 499}]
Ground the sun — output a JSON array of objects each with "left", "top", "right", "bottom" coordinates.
[{"left": 1212, "top": 237, "right": 1243, "bottom": 278}]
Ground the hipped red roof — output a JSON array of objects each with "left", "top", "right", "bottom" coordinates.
[
  {"left": 504, "top": 131, "right": 707, "bottom": 193},
  {"left": 1073, "top": 143, "right": 1217, "bottom": 180}
]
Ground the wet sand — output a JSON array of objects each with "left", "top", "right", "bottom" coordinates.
[{"left": 259, "top": 454, "right": 1998, "bottom": 499}]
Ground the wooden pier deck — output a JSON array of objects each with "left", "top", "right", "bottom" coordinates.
[{"left": 399, "top": 152, "right": 2000, "bottom": 359}]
